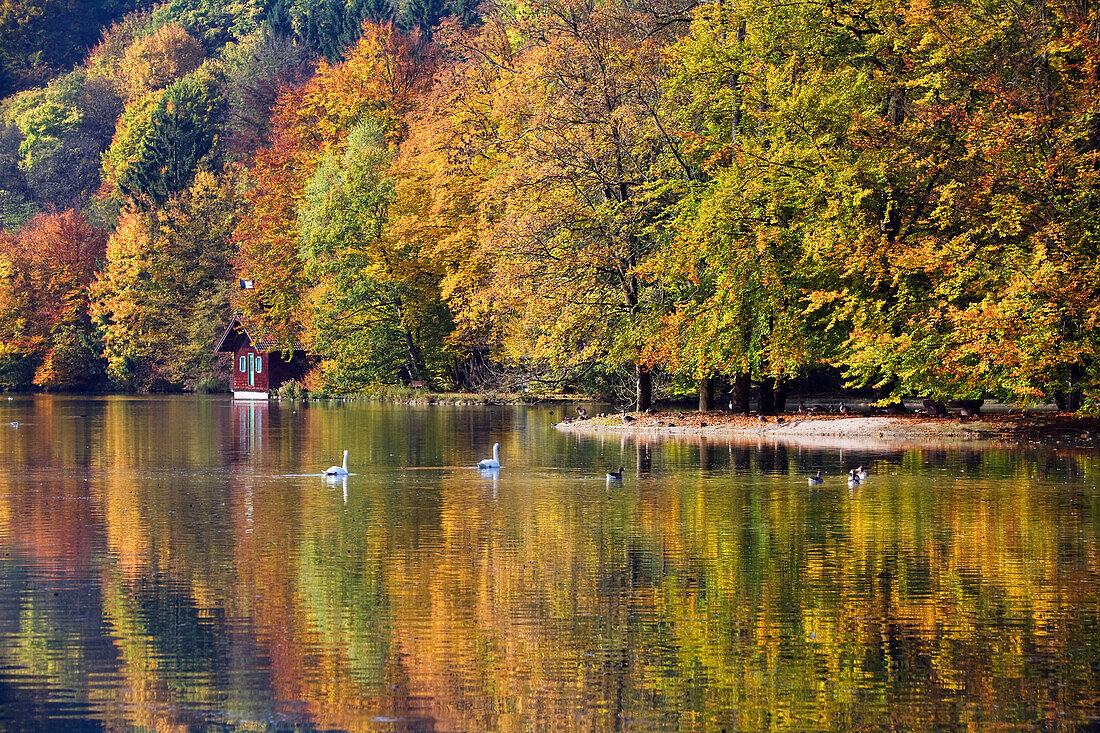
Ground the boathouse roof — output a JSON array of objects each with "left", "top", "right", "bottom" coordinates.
[{"left": 214, "top": 315, "right": 306, "bottom": 353}]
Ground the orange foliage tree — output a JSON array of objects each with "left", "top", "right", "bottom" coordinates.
[
  {"left": 233, "top": 22, "right": 441, "bottom": 385},
  {"left": 117, "top": 23, "right": 205, "bottom": 102},
  {"left": 0, "top": 209, "right": 106, "bottom": 389}
]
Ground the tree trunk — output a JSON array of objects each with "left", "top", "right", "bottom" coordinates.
[
  {"left": 394, "top": 295, "right": 423, "bottom": 385},
  {"left": 1054, "top": 362, "right": 1086, "bottom": 411},
  {"left": 732, "top": 372, "right": 751, "bottom": 414},
  {"left": 698, "top": 377, "right": 714, "bottom": 412},
  {"left": 402, "top": 329, "right": 423, "bottom": 384},
  {"left": 1054, "top": 389, "right": 1083, "bottom": 412},
  {"left": 635, "top": 364, "right": 652, "bottom": 411},
  {"left": 774, "top": 377, "right": 788, "bottom": 414},
  {"left": 758, "top": 376, "right": 776, "bottom": 415}
]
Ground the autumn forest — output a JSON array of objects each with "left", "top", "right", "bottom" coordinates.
[{"left": 1, "top": 0, "right": 1098, "bottom": 410}]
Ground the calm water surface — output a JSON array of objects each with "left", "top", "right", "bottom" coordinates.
[{"left": 0, "top": 395, "right": 1097, "bottom": 731}]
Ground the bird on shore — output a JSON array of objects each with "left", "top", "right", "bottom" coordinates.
[
  {"left": 839, "top": 402, "right": 849, "bottom": 415},
  {"left": 606, "top": 467, "right": 624, "bottom": 480},
  {"left": 621, "top": 411, "right": 636, "bottom": 424},
  {"left": 577, "top": 407, "right": 587, "bottom": 419},
  {"left": 808, "top": 470, "right": 824, "bottom": 485},
  {"left": 325, "top": 450, "right": 349, "bottom": 476},
  {"left": 478, "top": 442, "right": 501, "bottom": 469}
]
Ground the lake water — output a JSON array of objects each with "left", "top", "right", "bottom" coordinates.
[{"left": 0, "top": 395, "right": 1097, "bottom": 731}]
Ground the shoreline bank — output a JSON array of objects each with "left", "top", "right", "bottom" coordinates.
[{"left": 555, "top": 412, "right": 1100, "bottom": 450}]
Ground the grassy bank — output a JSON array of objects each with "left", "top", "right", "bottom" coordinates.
[{"left": 269, "top": 379, "right": 597, "bottom": 405}]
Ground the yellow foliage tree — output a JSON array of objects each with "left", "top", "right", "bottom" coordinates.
[{"left": 118, "top": 24, "right": 206, "bottom": 102}]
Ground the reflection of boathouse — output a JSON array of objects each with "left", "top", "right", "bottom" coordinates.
[{"left": 214, "top": 315, "right": 313, "bottom": 399}]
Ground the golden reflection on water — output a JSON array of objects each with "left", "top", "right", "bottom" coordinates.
[{"left": 0, "top": 395, "right": 1096, "bottom": 731}]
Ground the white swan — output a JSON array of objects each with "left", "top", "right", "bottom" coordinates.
[
  {"left": 325, "top": 450, "right": 349, "bottom": 476},
  {"left": 478, "top": 443, "right": 500, "bottom": 469}
]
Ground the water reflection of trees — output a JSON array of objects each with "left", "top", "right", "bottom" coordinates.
[
  {"left": 376, "top": 438, "right": 1100, "bottom": 731},
  {"left": 0, "top": 404, "right": 1096, "bottom": 730}
]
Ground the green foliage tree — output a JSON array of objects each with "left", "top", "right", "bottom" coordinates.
[
  {"left": 234, "top": 21, "right": 439, "bottom": 389},
  {"left": 646, "top": 0, "right": 1100, "bottom": 412},
  {"left": 0, "top": 123, "right": 35, "bottom": 228},
  {"left": 1, "top": 68, "right": 123, "bottom": 208},
  {"left": 154, "top": 0, "right": 263, "bottom": 53},
  {"left": 268, "top": 0, "right": 395, "bottom": 60},
  {"left": 299, "top": 121, "right": 446, "bottom": 387},
  {"left": 103, "top": 65, "right": 225, "bottom": 207},
  {"left": 397, "top": 0, "right": 446, "bottom": 37},
  {"left": 646, "top": 0, "right": 854, "bottom": 410}
]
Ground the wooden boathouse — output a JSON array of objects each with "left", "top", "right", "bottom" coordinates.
[{"left": 214, "top": 315, "right": 312, "bottom": 398}]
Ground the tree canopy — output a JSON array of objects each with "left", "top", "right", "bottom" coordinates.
[{"left": 0, "top": 0, "right": 1098, "bottom": 407}]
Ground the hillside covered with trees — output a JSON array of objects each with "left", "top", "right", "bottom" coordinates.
[{"left": 0, "top": 0, "right": 1098, "bottom": 411}]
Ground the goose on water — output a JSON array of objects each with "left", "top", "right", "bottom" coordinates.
[
  {"left": 606, "top": 467, "right": 624, "bottom": 480},
  {"left": 808, "top": 470, "right": 824, "bottom": 485}
]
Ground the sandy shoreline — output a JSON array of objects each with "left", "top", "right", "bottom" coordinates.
[{"left": 555, "top": 412, "right": 1100, "bottom": 450}]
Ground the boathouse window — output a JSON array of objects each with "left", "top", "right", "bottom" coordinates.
[
  {"left": 239, "top": 356, "right": 246, "bottom": 372},
  {"left": 255, "top": 356, "right": 262, "bottom": 373}
]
